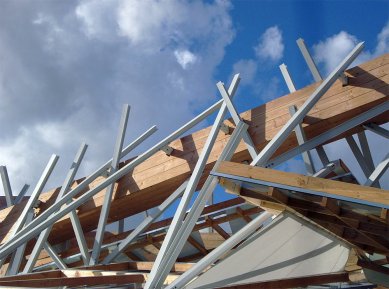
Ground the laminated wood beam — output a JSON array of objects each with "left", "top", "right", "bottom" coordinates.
[
  {"left": 215, "top": 272, "right": 351, "bottom": 289},
  {"left": 0, "top": 53, "right": 388, "bottom": 247}
]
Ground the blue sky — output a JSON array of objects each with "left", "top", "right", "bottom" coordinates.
[{"left": 0, "top": 0, "right": 388, "bottom": 201}]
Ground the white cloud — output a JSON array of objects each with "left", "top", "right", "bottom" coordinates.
[
  {"left": 313, "top": 21, "right": 389, "bottom": 76},
  {"left": 313, "top": 31, "right": 358, "bottom": 75},
  {"left": 254, "top": 26, "right": 284, "bottom": 61},
  {"left": 375, "top": 21, "right": 389, "bottom": 55},
  {"left": 0, "top": 0, "right": 234, "bottom": 191},
  {"left": 232, "top": 59, "right": 257, "bottom": 86},
  {"left": 174, "top": 49, "right": 197, "bottom": 69}
]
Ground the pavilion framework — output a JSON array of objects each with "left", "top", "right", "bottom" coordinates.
[{"left": 0, "top": 38, "right": 388, "bottom": 288}]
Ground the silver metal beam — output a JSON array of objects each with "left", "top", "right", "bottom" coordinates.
[
  {"left": 0, "top": 98, "right": 228, "bottom": 259},
  {"left": 23, "top": 143, "right": 89, "bottom": 273},
  {"left": 103, "top": 180, "right": 188, "bottom": 264},
  {"left": 216, "top": 79, "right": 258, "bottom": 160},
  {"left": 296, "top": 38, "right": 323, "bottom": 82},
  {"left": 364, "top": 153, "right": 389, "bottom": 187},
  {"left": 252, "top": 42, "right": 364, "bottom": 167},
  {"left": 167, "top": 211, "right": 272, "bottom": 289},
  {"left": 346, "top": 136, "right": 374, "bottom": 181},
  {"left": 363, "top": 123, "right": 389, "bottom": 139},
  {"left": 90, "top": 104, "right": 130, "bottom": 265},
  {"left": 14, "top": 184, "right": 29, "bottom": 205},
  {"left": 149, "top": 121, "right": 250, "bottom": 288},
  {"left": 10, "top": 154, "right": 59, "bottom": 238},
  {"left": 279, "top": 63, "right": 296, "bottom": 92},
  {"left": 264, "top": 101, "right": 389, "bottom": 168},
  {"left": 316, "top": 145, "right": 330, "bottom": 166},
  {"left": 0, "top": 166, "right": 14, "bottom": 207},
  {"left": 289, "top": 105, "right": 315, "bottom": 175},
  {"left": 144, "top": 75, "right": 241, "bottom": 289},
  {"left": 43, "top": 242, "right": 67, "bottom": 270},
  {"left": 357, "top": 131, "right": 375, "bottom": 173},
  {"left": 6, "top": 210, "right": 35, "bottom": 275}
]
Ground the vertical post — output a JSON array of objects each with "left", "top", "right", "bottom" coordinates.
[
  {"left": 297, "top": 38, "right": 323, "bottom": 82},
  {"left": 89, "top": 105, "right": 130, "bottom": 265},
  {"left": 0, "top": 166, "right": 14, "bottom": 207}
]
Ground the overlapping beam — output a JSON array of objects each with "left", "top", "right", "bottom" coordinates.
[{"left": 0, "top": 54, "right": 388, "bottom": 280}]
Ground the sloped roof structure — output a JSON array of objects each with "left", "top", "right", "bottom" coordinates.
[{"left": 0, "top": 39, "right": 388, "bottom": 288}]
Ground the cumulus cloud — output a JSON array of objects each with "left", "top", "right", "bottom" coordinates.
[
  {"left": 174, "top": 49, "right": 198, "bottom": 69},
  {"left": 0, "top": 0, "right": 234, "bottom": 192},
  {"left": 254, "top": 26, "right": 284, "bottom": 61},
  {"left": 313, "top": 31, "right": 359, "bottom": 75},
  {"left": 232, "top": 59, "right": 257, "bottom": 86},
  {"left": 313, "top": 21, "right": 389, "bottom": 76},
  {"left": 375, "top": 21, "right": 389, "bottom": 55}
]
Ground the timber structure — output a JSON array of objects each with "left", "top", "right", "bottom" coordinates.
[{"left": 0, "top": 39, "right": 388, "bottom": 288}]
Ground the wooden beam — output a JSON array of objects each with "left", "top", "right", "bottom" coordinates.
[
  {"left": 0, "top": 273, "right": 145, "bottom": 287},
  {"left": 217, "top": 161, "right": 389, "bottom": 207},
  {"left": 0, "top": 54, "right": 388, "bottom": 248},
  {"left": 215, "top": 272, "right": 351, "bottom": 289},
  {"left": 187, "top": 236, "right": 208, "bottom": 256}
]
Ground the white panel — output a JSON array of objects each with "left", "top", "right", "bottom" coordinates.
[{"left": 186, "top": 212, "right": 350, "bottom": 289}]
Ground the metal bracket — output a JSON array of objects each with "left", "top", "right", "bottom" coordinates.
[
  {"left": 220, "top": 123, "right": 230, "bottom": 135},
  {"left": 339, "top": 73, "right": 349, "bottom": 86},
  {"left": 161, "top": 145, "right": 174, "bottom": 156}
]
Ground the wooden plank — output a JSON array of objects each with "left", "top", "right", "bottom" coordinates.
[
  {"left": 0, "top": 54, "right": 388, "bottom": 247},
  {"left": 215, "top": 272, "right": 351, "bottom": 289},
  {"left": 216, "top": 162, "right": 389, "bottom": 206},
  {"left": 0, "top": 274, "right": 145, "bottom": 287}
]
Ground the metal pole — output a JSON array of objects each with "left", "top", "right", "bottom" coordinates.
[
  {"left": 0, "top": 99, "right": 227, "bottom": 259},
  {"left": 251, "top": 42, "right": 364, "bottom": 167},
  {"left": 90, "top": 105, "right": 130, "bottom": 265},
  {"left": 216, "top": 80, "right": 258, "bottom": 160},
  {"left": 289, "top": 105, "right": 315, "bottom": 175},
  {"left": 264, "top": 101, "right": 388, "bottom": 169},
  {"left": 364, "top": 153, "right": 389, "bottom": 187},
  {"left": 363, "top": 123, "right": 389, "bottom": 139},
  {"left": 166, "top": 212, "right": 272, "bottom": 289},
  {"left": 14, "top": 184, "right": 29, "bottom": 205},
  {"left": 296, "top": 38, "right": 323, "bottom": 82},
  {"left": 23, "top": 143, "right": 89, "bottom": 273},
  {"left": 0, "top": 166, "right": 14, "bottom": 207},
  {"left": 103, "top": 180, "right": 188, "bottom": 264},
  {"left": 144, "top": 75, "right": 241, "bottom": 289},
  {"left": 279, "top": 63, "right": 297, "bottom": 92},
  {"left": 150, "top": 121, "right": 249, "bottom": 288}
]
